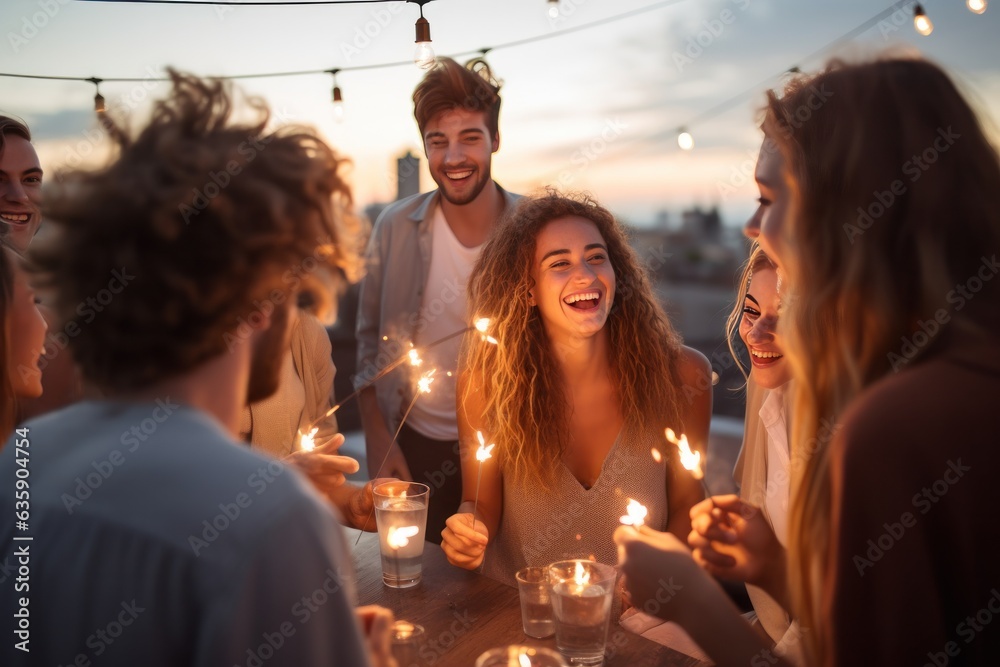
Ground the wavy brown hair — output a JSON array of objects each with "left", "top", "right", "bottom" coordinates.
[
  {"left": 461, "top": 192, "right": 685, "bottom": 490},
  {"left": 413, "top": 57, "right": 502, "bottom": 139},
  {"left": 764, "top": 56, "right": 1000, "bottom": 664},
  {"left": 725, "top": 241, "right": 778, "bottom": 383},
  {"left": 28, "top": 71, "right": 361, "bottom": 393}
]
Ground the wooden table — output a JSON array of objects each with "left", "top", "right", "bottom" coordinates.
[{"left": 348, "top": 529, "right": 704, "bottom": 666}]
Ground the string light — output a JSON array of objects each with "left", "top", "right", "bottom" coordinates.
[
  {"left": 913, "top": 3, "right": 933, "bottom": 36},
  {"left": 87, "top": 77, "right": 105, "bottom": 113},
  {"left": 412, "top": 1, "right": 435, "bottom": 70},
  {"left": 967, "top": 0, "right": 987, "bottom": 14},
  {"left": 547, "top": 0, "right": 559, "bottom": 19},
  {"left": 677, "top": 128, "right": 694, "bottom": 151},
  {"left": 328, "top": 68, "right": 344, "bottom": 122}
]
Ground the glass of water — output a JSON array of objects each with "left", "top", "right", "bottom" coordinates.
[
  {"left": 548, "top": 560, "right": 617, "bottom": 666},
  {"left": 516, "top": 566, "right": 555, "bottom": 638},
  {"left": 373, "top": 481, "right": 430, "bottom": 588}
]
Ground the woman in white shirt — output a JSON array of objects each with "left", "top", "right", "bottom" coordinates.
[{"left": 688, "top": 243, "right": 800, "bottom": 655}]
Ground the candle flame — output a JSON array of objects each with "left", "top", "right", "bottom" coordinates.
[
  {"left": 474, "top": 317, "right": 498, "bottom": 345},
  {"left": 417, "top": 369, "right": 436, "bottom": 394},
  {"left": 573, "top": 560, "right": 591, "bottom": 586},
  {"left": 651, "top": 447, "right": 662, "bottom": 463},
  {"left": 666, "top": 428, "right": 703, "bottom": 479},
  {"left": 299, "top": 427, "right": 319, "bottom": 452},
  {"left": 475, "top": 430, "right": 495, "bottom": 462},
  {"left": 620, "top": 498, "right": 648, "bottom": 527},
  {"left": 387, "top": 525, "right": 419, "bottom": 549},
  {"left": 519, "top": 654, "right": 531, "bottom": 667}
]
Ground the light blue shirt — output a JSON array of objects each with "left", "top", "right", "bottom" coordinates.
[{"left": 0, "top": 400, "right": 369, "bottom": 667}]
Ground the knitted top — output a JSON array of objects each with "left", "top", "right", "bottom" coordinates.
[{"left": 482, "top": 424, "right": 670, "bottom": 588}]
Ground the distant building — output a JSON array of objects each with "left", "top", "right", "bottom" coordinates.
[
  {"left": 681, "top": 206, "right": 721, "bottom": 241},
  {"left": 396, "top": 151, "right": 420, "bottom": 200}
]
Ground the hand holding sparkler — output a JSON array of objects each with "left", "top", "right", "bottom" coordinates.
[{"left": 686, "top": 495, "right": 788, "bottom": 599}]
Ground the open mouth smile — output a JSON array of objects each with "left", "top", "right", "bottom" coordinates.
[{"left": 563, "top": 291, "right": 601, "bottom": 311}]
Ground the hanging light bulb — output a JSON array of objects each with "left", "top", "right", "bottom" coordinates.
[
  {"left": 329, "top": 69, "right": 344, "bottom": 123},
  {"left": 413, "top": 4, "right": 435, "bottom": 70},
  {"left": 88, "top": 77, "right": 105, "bottom": 113},
  {"left": 677, "top": 128, "right": 694, "bottom": 151},
  {"left": 967, "top": 0, "right": 987, "bottom": 14},
  {"left": 913, "top": 4, "right": 933, "bottom": 36},
  {"left": 547, "top": 0, "right": 559, "bottom": 19}
]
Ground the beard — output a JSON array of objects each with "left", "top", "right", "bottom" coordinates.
[
  {"left": 246, "top": 301, "right": 293, "bottom": 404},
  {"left": 433, "top": 163, "right": 493, "bottom": 206}
]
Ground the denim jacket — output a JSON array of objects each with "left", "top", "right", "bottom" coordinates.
[{"left": 353, "top": 184, "right": 521, "bottom": 432}]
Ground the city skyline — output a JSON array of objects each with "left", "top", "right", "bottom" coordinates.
[{"left": 2, "top": 0, "right": 999, "bottom": 225}]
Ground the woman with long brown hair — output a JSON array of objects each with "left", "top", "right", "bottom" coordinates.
[
  {"left": 616, "top": 55, "right": 1000, "bottom": 666},
  {"left": 440, "top": 191, "right": 712, "bottom": 586}
]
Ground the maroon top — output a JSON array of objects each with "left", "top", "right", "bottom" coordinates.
[{"left": 825, "top": 325, "right": 1000, "bottom": 666}]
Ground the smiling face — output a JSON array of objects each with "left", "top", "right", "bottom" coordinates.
[
  {"left": 0, "top": 135, "right": 43, "bottom": 253},
  {"left": 744, "top": 140, "right": 790, "bottom": 273},
  {"left": 530, "top": 216, "right": 616, "bottom": 343},
  {"left": 6, "top": 250, "right": 48, "bottom": 398},
  {"left": 423, "top": 108, "right": 498, "bottom": 207},
  {"left": 739, "top": 266, "right": 790, "bottom": 389}
]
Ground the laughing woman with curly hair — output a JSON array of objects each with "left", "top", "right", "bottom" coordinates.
[{"left": 440, "top": 191, "right": 712, "bottom": 585}]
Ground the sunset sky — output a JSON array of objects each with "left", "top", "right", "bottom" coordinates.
[{"left": 2, "top": 0, "right": 999, "bottom": 226}]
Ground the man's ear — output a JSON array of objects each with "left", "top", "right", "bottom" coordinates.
[{"left": 491, "top": 131, "right": 500, "bottom": 153}]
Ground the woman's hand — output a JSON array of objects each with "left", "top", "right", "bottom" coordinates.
[
  {"left": 441, "top": 513, "right": 489, "bottom": 569},
  {"left": 614, "top": 525, "right": 713, "bottom": 625},
  {"left": 687, "top": 495, "right": 787, "bottom": 601}
]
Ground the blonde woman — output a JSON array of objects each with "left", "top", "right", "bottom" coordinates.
[
  {"left": 440, "top": 192, "right": 712, "bottom": 586},
  {"left": 616, "top": 56, "right": 1000, "bottom": 666}
]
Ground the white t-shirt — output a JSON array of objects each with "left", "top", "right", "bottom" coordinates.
[
  {"left": 760, "top": 383, "right": 791, "bottom": 547},
  {"left": 408, "top": 204, "right": 482, "bottom": 440}
]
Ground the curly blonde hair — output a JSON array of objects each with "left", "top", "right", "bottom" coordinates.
[
  {"left": 461, "top": 191, "right": 685, "bottom": 490},
  {"left": 28, "top": 71, "right": 361, "bottom": 392}
]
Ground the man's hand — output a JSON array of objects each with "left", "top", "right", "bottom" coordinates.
[
  {"left": 356, "top": 605, "right": 396, "bottom": 667},
  {"left": 285, "top": 433, "right": 360, "bottom": 501},
  {"left": 342, "top": 477, "right": 396, "bottom": 532}
]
